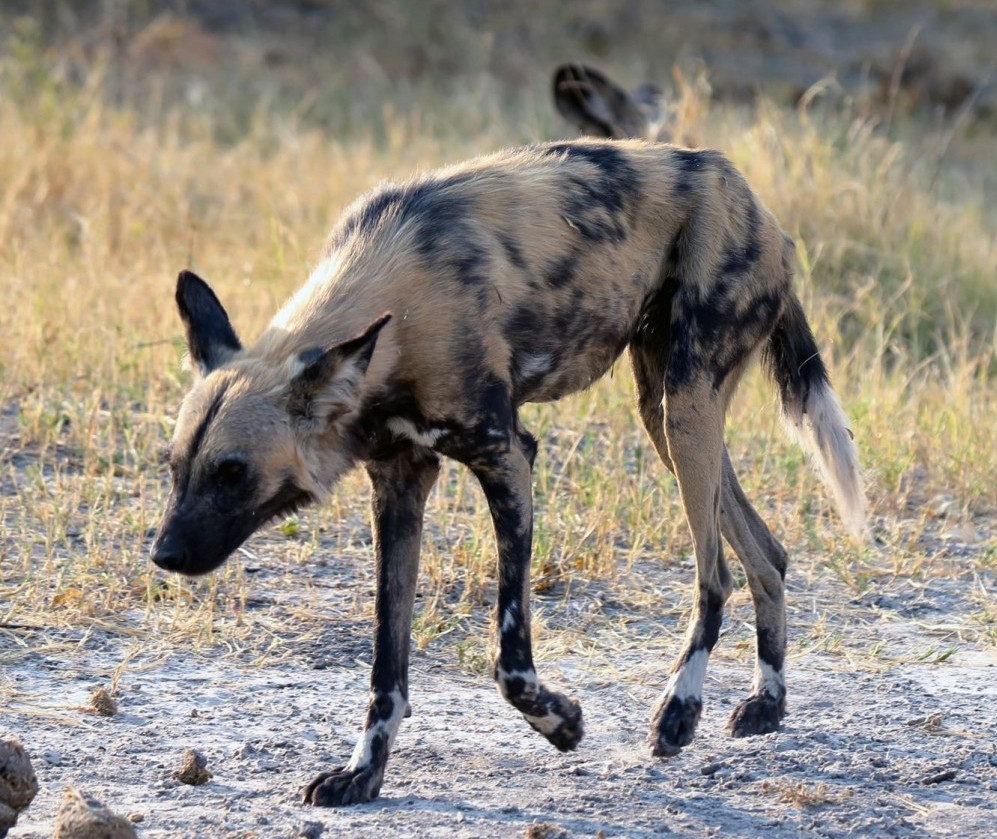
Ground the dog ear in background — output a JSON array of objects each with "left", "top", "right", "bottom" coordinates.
[{"left": 552, "top": 63, "right": 668, "bottom": 141}]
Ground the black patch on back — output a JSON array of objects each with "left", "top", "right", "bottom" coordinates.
[
  {"left": 540, "top": 141, "right": 639, "bottom": 187},
  {"left": 538, "top": 142, "right": 642, "bottom": 244},
  {"left": 544, "top": 252, "right": 578, "bottom": 288},
  {"left": 671, "top": 149, "right": 708, "bottom": 196},
  {"left": 719, "top": 197, "right": 762, "bottom": 277},
  {"left": 327, "top": 171, "right": 477, "bottom": 256},
  {"left": 499, "top": 234, "right": 528, "bottom": 271},
  {"left": 445, "top": 241, "right": 490, "bottom": 287},
  {"left": 329, "top": 188, "right": 403, "bottom": 247}
]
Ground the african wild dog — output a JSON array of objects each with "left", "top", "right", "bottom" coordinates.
[
  {"left": 151, "top": 138, "right": 867, "bottom": 806},
  {"left": 553, "top": 63, "right": 673, "bottom": 142}
]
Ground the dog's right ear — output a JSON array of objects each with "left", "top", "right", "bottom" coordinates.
[
  {"left": 552, "top": 63, "right": 655, "bottom": 140},
  {"left": 175, "top": 270, "right": 242, "bottom": 376},
  {"left": 286, "top": 312, "right": 392, "bottom": 426}
]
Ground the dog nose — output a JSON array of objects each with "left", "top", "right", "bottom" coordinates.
[{"left": 150, "top": 537, "right": 188, "bottom": 572}]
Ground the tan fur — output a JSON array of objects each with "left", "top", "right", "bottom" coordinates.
[
  {"left": 551, "top": 66, "right": 867, "bottom": 756},
  {"left": 154, "top": 133, "right": 867, "bottom": 801},
  {"left": 232, "top": 142, "right": 780, "bottom": 424}
]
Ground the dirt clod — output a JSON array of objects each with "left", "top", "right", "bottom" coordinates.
[
  {"left": 298, "top": 821, "right": 323, "bottom": 838},
  {"left": 0, "top": 739, "right": 38, "bottom": 837},
  {"left": 524, "top": 823, "right": 571, "bottom": 839},
  {"left": 53, "top": 787, "right": 137, "bottom": 839},
  {"left": 921, "top": 769, "right": 958, "bottom": 785},
  {"left": 174, "top": 748, "right": 212, "bottom": 785},
  {"left": 89, "top": 687, "right": 118, "bottom": 717}
]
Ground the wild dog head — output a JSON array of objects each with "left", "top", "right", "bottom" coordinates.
[{"left": 150, "top": 270, "right": 390, "bottom": 576}]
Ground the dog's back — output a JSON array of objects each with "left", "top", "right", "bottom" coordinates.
[{"left": 258, "top": 140, "right": 789, "bottom": 422}]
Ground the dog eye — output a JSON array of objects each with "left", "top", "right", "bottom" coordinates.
[{"left": 215, "top": 458, "right": 247, "bottom": 488}]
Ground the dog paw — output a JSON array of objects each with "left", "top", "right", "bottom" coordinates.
[
  {"left": 648, "top": 693, "right": 702, "bottom": 758},
  {"left": 531, "top": 692, "right": 584, "bottom": 752},
  {"left": 521, "top": 688, "right": 584, "bottom": 752},
  {"left": 301, "top": 765, "right": 383, "bottom": 807},
  {"left": 728, "top": 692, "right": 784, "bottom": 738}
]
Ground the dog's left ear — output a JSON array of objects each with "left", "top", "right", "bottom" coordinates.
[
  {"left": 287, "top": 312, "right": 392, "bottom": 424},
  {"left": 175, "top": 270, "right": 242, "bottom": 375}
]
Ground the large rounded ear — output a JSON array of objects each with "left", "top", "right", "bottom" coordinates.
[
  {"left": 175, "top": 270, "right": 242, "bottom": 375},
  {"left": 287, "top": 313, "right": 392, "bottom": 425},
  {"left": 552, "top": 63, "right": 655, "bottom": 140}
]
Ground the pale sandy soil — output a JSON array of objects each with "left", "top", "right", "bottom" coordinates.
[{"left": 4, "top": 542, "right": 995, "bottom": 838}]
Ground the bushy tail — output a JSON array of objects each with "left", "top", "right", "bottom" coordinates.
[{"left": 763, "top": 294, "right": 869, "bottom": 541}]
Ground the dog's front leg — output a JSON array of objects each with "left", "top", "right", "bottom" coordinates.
[
  {"left": 471, "top": 438, "right": 583, "bottom": 752},
  {"left": 302, "top": 449, "right": 440, "bottom": 806}
]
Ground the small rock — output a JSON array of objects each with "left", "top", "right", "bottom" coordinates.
[
  {"left": 929, "top": 494, "right": 959, "bottom": 518},
  {"left": 43, "top": 750, "right": 64, "bottom": 766},
  {"left": 940, "top": 524, "right": 981, "bottom": 544},
  {"left": 524, "top": 823, "right": 571, "bottom": 839},
  {"left": 53, "top": 787, "right": 137, "bottom": 839},
  {"left": 0, "top": 740, "right": 38, "bottom": 811},
  {"left": 173, "top": 748, "right": 212, "bottom": 786},
  {"left": 1, "top": 802, "right": 19, "bottom": 839},
  {"left": 0, "top": 739, "right": 38, "bottom": 837},
  {"left": 298, "top": 821, "right": 323, "bottom": 839},
  {"left": 89, "top": 687, "right": 118, "bottom": 717}
]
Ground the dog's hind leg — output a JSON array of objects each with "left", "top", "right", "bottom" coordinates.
[
  {"left": 720, "top": 449, "right": 788, "bottom": 737},
  {"left": 302, "top": 448, "right": 440, "bottom": 806},
  {"left": 467, "top": 409, "right": 583, "bottom": 752},
  {"left": 630, "top": 329, "right": 736, "bottom": 751},
  {"left": 646, "top": 364, "right": 729, "bottom": 757},
  {"left": 632, "top": 336, "right": 787, "bottom": 743}
]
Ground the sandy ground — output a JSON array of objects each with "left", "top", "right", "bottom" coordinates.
[{"left": 3, "top": 541, "right": 995, "bottom": 839}]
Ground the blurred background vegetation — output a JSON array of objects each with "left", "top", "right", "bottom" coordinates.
[{"left": 0, "top": 1, "right": 993, "bottom": 642}]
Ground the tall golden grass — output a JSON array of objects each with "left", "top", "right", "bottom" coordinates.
[{"left": 0, "top": 16, "right": 994, "bottom": 654}]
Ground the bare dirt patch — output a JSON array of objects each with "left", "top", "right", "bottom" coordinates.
[{"left": 3, "top": 532, "right": 995, "bottom": 838}]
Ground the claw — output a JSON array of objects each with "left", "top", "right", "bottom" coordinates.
[
  {"left": 648, "top": 694, "right": 702, "bottom": 758},
  {"left": 728, "top": 692, "right": 785, "bottom": 738},
  {"left": 302, "top": 765, "right": 384, "bottom": 807}
]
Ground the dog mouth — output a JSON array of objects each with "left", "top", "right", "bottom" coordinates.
[
  {"left": 251, "top": 480, "right": 315, "bottom": 535},
  {"left": 151, "top": 481, "right": 315, "bottom": 576}
]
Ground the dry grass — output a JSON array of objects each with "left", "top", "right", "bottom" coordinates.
[
  {"left": 0, "top": 5, "right": 994, "bottom": 663},
  {"left": 761, "top": 779, "right": 854, "bottom": 809}
]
